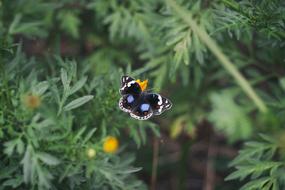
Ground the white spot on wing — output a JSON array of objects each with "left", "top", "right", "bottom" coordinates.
[
  {"left": 158, "top": 95, "right": 163, "bottom": 105},
  {"left": 127, "top": 81, "right": 136, "bottom": 87},
  {"left": 118, "top": 97, "right": 131, "bottom": 113},
  {"left": 155, "top": 97, "right": 172, "bottom": 115},
  {"left": 121, "top": 80, "right": 136, "bottom": 92},
  {"left": 158, "top": 105, "right": 163, "bottom": 113},
  {"left": 130, "top": 112, "right": 153, "bottom": 120}
]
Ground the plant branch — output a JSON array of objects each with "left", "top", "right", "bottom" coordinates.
[
  {"left": 151, "top": 136, "right": 159, "bottom": 190},
  {"left": 203, "top": 136, "right": 215, "bottom": 190}
]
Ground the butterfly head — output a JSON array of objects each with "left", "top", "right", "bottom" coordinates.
[{"left": 136, "top": 79, "right": 148, "bottom": 91}]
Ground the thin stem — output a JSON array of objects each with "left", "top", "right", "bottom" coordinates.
[
  {"left": 204, "top": 136, "right": 215, "bottom": 190},
  {"left": 166, "top": 0, "right": 268, "bottom": 113},
  {"left": 151, "top": 136, "right": 159, "bottom": 190}
]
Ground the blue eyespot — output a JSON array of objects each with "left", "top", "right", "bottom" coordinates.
[
  {"left": 127, "top": 95, "right": 134, "bottom": 103},
  {"left": 140, "top": 103, "right": 150, "bottom": 111}
]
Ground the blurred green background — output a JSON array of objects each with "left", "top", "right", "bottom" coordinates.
[{"left": 1, "top": 0, "right": 285, "bottom": 189}]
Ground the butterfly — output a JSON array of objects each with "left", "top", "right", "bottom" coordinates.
[{"left": 119, "top": 76, "right": 172, "bottom": 120}]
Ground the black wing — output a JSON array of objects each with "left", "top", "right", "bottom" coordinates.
[
  {"left": 130, "top": 100, "right": 153, "bottom": 120},
  {"left": 120, "top": 76, "right": 141, "bottom": 95},
  {"left": 119, "top": 94, "right": 139, "bottom": 113},
  {"left": 145, "top": 93, "right": 172, "bottom": 115},
  {"left": 119, "top": 93, "right": 153, "bottom": 120}
]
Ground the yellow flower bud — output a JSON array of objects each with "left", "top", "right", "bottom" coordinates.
[
  {"left": 23, "top": 94, "right": 41, "bottom": 109},
  {"left": 87, "top": 148, "right": 96, "bottom": 158},
  {"left": 103, "top": 136, "right": 119, "bottom": 153}
]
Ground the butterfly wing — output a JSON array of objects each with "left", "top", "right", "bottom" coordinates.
[
  {"left": 119, "top": 76, "right": 171, "bottom": 120},
  {"left": 120, "top": 76, "right": 141, "bottom": 95},
  {"left": 119, "top": 94, "right": 139, "bottom": 113},
  {"left": 145, "top": 93, "right": 172, "bottom": 115},
  {"left": 130, "top": 99, "right": 153, "bottom": 120}
]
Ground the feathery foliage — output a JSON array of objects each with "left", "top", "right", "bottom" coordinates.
[{"left": 1, "top": 0, "right": 285, "bottom": 189}]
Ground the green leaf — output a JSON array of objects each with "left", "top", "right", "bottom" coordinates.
[
  {"left": 139, "top": 124, "right": 147, "bottom": 145},
  {"left": 16, "top": 139, "right": 25, "bottom": 155},
  {"left": 0, "top": 165, "right": 19, "bottom": 180},
  {"left": 225, "top": 166, "right": 253, "bottom": 181},
  {"left": 63, "top": 95, "right": 94, "bottom": 111},
  {"left": 8, "top": 14, "right": 46, "bottom": 37},
  {"left": 209, "top": 91, "right": 252, "bottom": 142},
  {"left": 129, "top": 127, "right": 141, "bottom": 148},
  {"left": 37, "top": 118, "right": 54, "bottom": 128},
  {"left": 21, "top": 145, "right": 34, "bottom": 184},
  {"left": 37, "top": 152, "right": 61, "bottom": 166},
  {"left": 227, "top": 134, "right": 283, "bottom": 189},
  {"left": 3, "top": 139, "right": 18, "bottom": 156},
  {"left": 82, "top": 128, "right": 97, "bottom": 145},
  {"left": 119, "top": 167, "right": 142, "bottom": 174},
  {"left": 60, "top": 68, "right": 69, "bottom": 91},
  {"left": 33, "top": 81, "right": 49, "bottom": 96},
  {"left": 170, "top": 115, "right": 187, "bottom": 139},
  {"left": 240, "top": 177, "right": 271, "bottom": 190},
  {"left": 259, "top": 134, "right": 276, "bottom": 143},
  {"left": 149, "top": 123, "right": 160, "bottom": 137},
  {"left": 36, "top": 164, "right": 53, "bottom": 189},
  {"left": 74, "top": 126, "right": 87, "bottom": 142},
  {"left": 57, "top": 11, "right": 81, "bottom": 38},
  {"left": 2, "top": 176, "right": 23, "bottom": 188},
  {"left": 69, "top": 76, "right": 87, "bottom": 95},
  {"left": 279, "top": 77, "right": 285, "bottom": 91}
]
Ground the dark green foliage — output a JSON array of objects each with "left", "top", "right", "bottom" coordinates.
[
  {"left": 0, "top": 50, "right": 152, "bottom": 189},
  {"left": 226, "top": 135, "right": 284, "bottom": 190},
  {"left": 1, "top": 0, "right": 285, "bottom": 189}
]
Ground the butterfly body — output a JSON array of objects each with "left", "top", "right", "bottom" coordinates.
[{"left": 119, "top": 76, "right": 172, "bottom": 120}]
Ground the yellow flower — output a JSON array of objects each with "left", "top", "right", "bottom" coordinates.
[
  {"left": 136, "top": 79, "right": 148, "bottom": 91},
  {"left": 103, "top": 136, "right": 119, "bottom": 153},
  {"left": 23, "top": 94, "right": 41, "bottom": 109},
  {"left": 87, "top": 148, "right": 96, "bottom": 158}
]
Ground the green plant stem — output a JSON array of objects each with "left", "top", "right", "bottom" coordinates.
[
  {"left": 178, "top": 141, "right": 191, "bottom": 190},
  {"left": 166, "top": 0, "right": 268, "bottom": 113}
]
